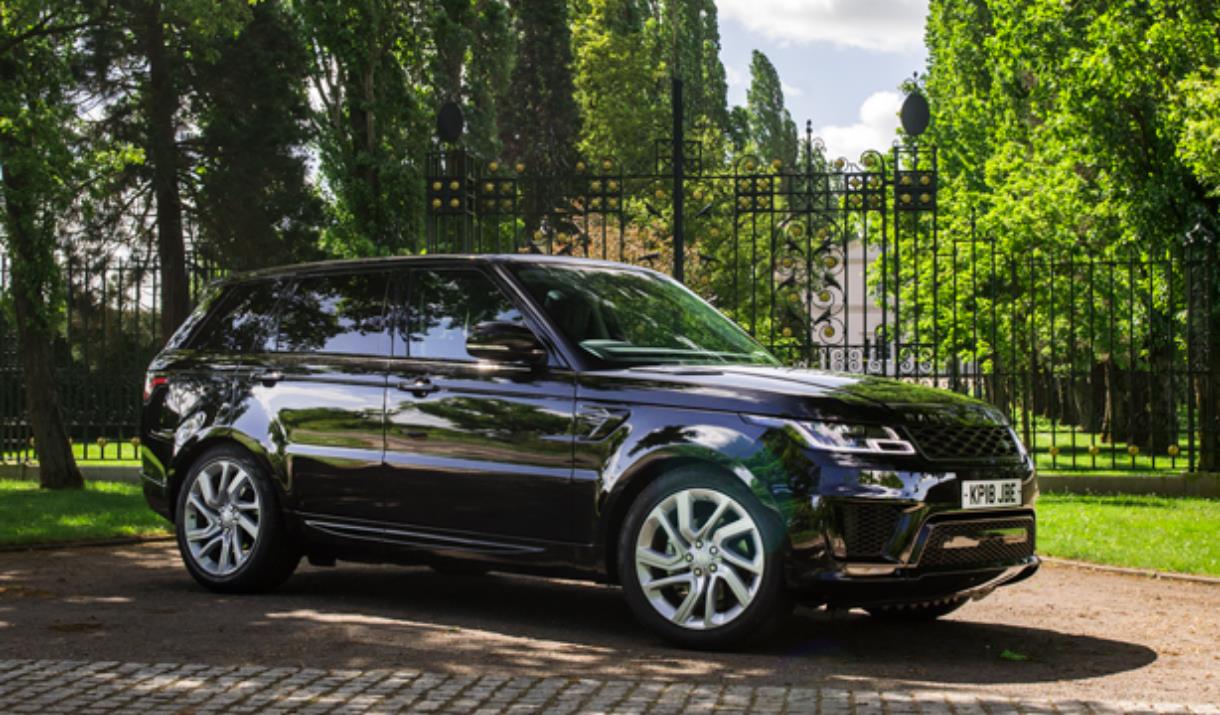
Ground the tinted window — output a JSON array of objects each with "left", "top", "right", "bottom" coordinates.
[
  {"left": 512, "top": 264, "right": 778, "bottom": 366},
  {"left": 276, "top": 272, "right": 391, "bottom": 356},
  {"left": 404, "top": 269, "right": 523, "bottom": 361},
  {"left": 191, "top": 280, "right": 281, "bottom": 353}
]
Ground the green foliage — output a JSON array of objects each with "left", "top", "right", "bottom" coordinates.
[
  {"left": 300, "top": 0, "right": 433, "bottom": 256},
  {"left": 745, "top": 50, "right": 797, "bottom": 167},
  {"left": 571, "top": 0, "right": 664, "bottom": 171},
  {"left": 193, "top": 2, "right": 324, "bottom": 269}
]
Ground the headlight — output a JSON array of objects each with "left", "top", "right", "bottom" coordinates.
[{"left": 742, "top": 415, "right": 916, "bottom": 455}]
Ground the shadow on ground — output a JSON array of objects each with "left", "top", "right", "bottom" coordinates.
[{"left": 0, "top": 542, "right": 1158, "bottom": 692}]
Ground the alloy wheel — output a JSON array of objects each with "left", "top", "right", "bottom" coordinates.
[
  {"left": 183, "top": 459, "right": 261, "bottom": 577},
  {"left": 633, "top": 487, "right": 765, "bottom": 630}
]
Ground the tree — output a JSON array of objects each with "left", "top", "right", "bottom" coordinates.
[
  {"left": 745, "top": 50, "right": 797, "bottom": 167},
  {"left": 571, "top": 0, "right": 664, "bottom": 171},
  {"left": 300, "top": 0, "right": 431, "bottom": 257},
  {"left": 428, "top": 0, "right": 514, "bottom": 158},
  {"left": 0, "top": 0, "right": 105, "bottom": 489},
  {"left": 498, "top": 0, "right": 582, "bottom": 230},
  {"left": 192, "top": 2, "right": 324, "bottom": 270}
]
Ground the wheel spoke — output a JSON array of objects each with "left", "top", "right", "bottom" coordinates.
[
  {"left": 198, "top": 533, "right": 223, "bottom": 559},
  {"left": 227, "top": 470, "right": 248, "bottom": 501},
  {"left": 230, "top": 529, "right": 245, "bottom": 565},
  {"left": 712, "top": 517, "right": 754, "bottom": 546},
  {"left": 636, "top": 546, "right": 682, "bottom": 571},
  {"left": 643, "top": 572, "right": 693, "bottom": 592},
  {"left": 718, "top": 566, "right": 752, "bottom": 606},
  {"left": 217, "top": 462, "right": 232, "bottom": 500},
  {"left": 186, "top": 523, "right": 220, "bottom": 543},
  {"left": 675, "top": 490, "right": 696, "bottom": 541},
  {"left": 219, "top": 530, "right": 232, "bottom": 571},
  {"left": 188, "top": 494, "right": 218, "bottom": 523},
  {"left": 703, "top": 575, "right": 719, "bottom": 628},
  {"left": 237, "top": 514, "right": 259, "bottom": 540},
  {"left": 652, "top": 510, "right": 687, "bottom": 552},
  {"left": 671, "top": 575, "right": 705, "bottom": 624},
  {"left": 719, "top": 547, "right": 763, "bottom": 575},
  {"left": 197, "top": 470, "right": 217, "bottom": 507},
  {"left": 695, "top": 496, "right": 730, "bottom": 540}
]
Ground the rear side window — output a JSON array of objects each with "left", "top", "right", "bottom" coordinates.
[
  {"left": 402, "top": 269, "right": 523, "bottom": 361},
  {"left": 190, "top": 280, "right": 281, "bottom": 353},
  {"left": 276, "top": 272, "right": 392, "bottom": 356}
]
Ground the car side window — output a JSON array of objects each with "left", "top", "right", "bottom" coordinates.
[
  {"left": 403, "top": 268, "right": 524, "bottom": 362},
  {"left": 190, "top": 280, "right": 281, "bottom": 353},
  {"left": 276, "top": 272, "right": 392, "bottom": 356}
]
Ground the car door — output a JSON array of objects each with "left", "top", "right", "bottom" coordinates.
[
  {"left": 236, "top": 270, "right": 392, "bottom": 522},
  {"left": 383, "top": 265, "right": 584, "bottom": 545}
]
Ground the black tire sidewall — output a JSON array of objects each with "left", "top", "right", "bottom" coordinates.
[
  {"left": 174, "top": 445, "right": 295, "bottom": 593},
  {"left": 617, "top": 466, "right": 790, "bottom": 650}
]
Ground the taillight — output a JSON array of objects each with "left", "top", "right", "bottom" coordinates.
[{"left": 143, "top": 374, "right": 168, "bottom": 402}]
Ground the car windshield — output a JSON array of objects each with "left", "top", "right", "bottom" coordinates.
[{"left": 512, "top": 263, "right": 779, "bottom": 367}]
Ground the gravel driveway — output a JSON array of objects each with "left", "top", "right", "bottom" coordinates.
[{"left": 0, "top": 542, "right": 1216, "bottom": 708}]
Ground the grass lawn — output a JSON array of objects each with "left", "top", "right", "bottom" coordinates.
[
  {"left": 1037, "top": 493, "right": 1220, "bottom": 577},
  {"left": 0, "top": 479, "right": 168, "bottom": 546}
]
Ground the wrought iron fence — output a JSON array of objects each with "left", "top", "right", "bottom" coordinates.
[
  {"left": 0, "top": 127, "right": 1215, "bottom": 473},
  {"left": 0, "top": 255, "right": 221, "bottom": 465}
]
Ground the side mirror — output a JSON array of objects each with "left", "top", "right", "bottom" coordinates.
[{"left": 466, "top": 321, "right": 547, "bottom": 366}]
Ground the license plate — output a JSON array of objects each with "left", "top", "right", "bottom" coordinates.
[{"left": 961, "top": 479, "right": 1022, "bottom": 509}]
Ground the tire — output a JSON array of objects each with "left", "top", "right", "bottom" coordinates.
[
  {"left": 618, "top": 466, "right": 791, "bottom": 650},
  {"left": 865, "top": 597, "right": 967, "bottom": 621},
  {"left": 175, "top": 444, "right": 299, "bottom": 593}
]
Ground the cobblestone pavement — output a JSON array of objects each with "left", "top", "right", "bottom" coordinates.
[{"left": 1, "top": 659, "right": 1216, "bottom": 715}]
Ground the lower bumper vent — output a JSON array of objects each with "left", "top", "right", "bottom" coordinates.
[{"left": 918, "top": 516, "right": 1035, "bottom": 569}]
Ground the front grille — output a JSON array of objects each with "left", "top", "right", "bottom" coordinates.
[
  {"left": 904, "top": 424, "right": 1020, "bottom": 461},
  {"left": 840, "top": 503, "right": 903, "bottom": 558},
  {"left": 918, "top": 516, "right": 1035, "bottom": 569}
]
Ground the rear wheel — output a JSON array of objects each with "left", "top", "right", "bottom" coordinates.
[
  {"left": 865, "top": 597, "right": 967, "bottom": 621},
  {"left": 618, "top": 466, "right": 790, "bottom": 650},
  {"left": 175, "top": 445, "right": 299, "bottom": 593}
]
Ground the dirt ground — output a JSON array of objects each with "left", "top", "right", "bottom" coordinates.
[{"left": 0, "top": 541, "right": 1216, "bottom": 706}]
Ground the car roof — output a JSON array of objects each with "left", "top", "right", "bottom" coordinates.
[{"left": 225, "top": 253, "right": 659, "bottom": 283}]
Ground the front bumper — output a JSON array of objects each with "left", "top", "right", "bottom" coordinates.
[{"left": 782, "top": 459, "right": 1039, "bottom": 607}]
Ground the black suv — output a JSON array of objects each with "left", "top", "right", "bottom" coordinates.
[{"left": 141, "top": 255, "right": 1038, "bottom": 649}]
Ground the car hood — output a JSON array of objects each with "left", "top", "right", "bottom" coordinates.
[{"left": 577, "top": 364, "right": 1009, "bottom": 427}]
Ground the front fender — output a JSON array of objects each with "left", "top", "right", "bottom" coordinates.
[{"left": 594, "top": 410, "right": 820, "bottom": 552}]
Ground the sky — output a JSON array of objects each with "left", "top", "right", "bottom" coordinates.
[{"left": 715, "top": 0, "right": 929, "bottom": 161}]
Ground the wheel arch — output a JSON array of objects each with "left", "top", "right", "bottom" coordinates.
[
  {"left": 598, "top": 452, "right": 785, "bottom": 585},
  {"left": 167, "top": 431, "right": 283, "bottom": 517}
]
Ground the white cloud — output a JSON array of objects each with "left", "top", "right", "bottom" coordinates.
[
  {"left": 814, "top": 90, "right": 902, "bottom": 161},
  {"left": 725, "top": 63, "right": 745, "bottom": 87},
  {"left": 781, "top": 82, "right": 804, "bottom": 98},
  {"left": 716, "top": 0, "right": 928, "bottom": 53}
]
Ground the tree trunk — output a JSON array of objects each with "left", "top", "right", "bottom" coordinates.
[
  {"left": 1100, "top": 355, "right": 1127, "bottom": 444},
  {"left": 0, "top": 132, "right": 84, "bottom": 490},
  {"left": 144, "top": 0, "right": 190, "bottom": 343}
]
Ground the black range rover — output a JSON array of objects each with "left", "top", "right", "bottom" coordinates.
[{"left": 141, "top": 254, "right": 1038, "bottom": 649}]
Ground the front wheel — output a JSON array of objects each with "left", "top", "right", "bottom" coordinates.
[
  {"left": 175, "top": 445, "right": 299, "bottom": 593},
  {"left": 618, "top": 467, "right": 790, "bottom": 650}
]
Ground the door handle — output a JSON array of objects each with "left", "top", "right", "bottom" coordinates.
[
  {"left": 396, "top": 377, "right": 439, "bottom": 397},
  {"left": 255, "top": 370, "right": 284, "bottom": 386}
]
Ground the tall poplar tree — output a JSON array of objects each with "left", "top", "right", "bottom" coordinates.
[{"left": 746, "top": 50, "right": 797, "bottom": 167}]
